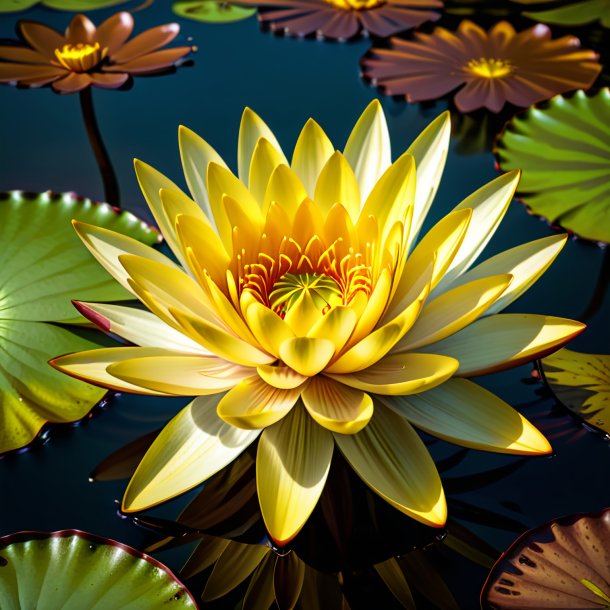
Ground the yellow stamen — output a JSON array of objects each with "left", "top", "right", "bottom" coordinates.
[
  {"left": 324, "top": 0, "right": 385, "bottom": 10},
  {"left": 466, "top": 57, "right": 513, "bottom": 79},
  {"left": 54, "top": 42, "right": 108, "bottom": 73}
]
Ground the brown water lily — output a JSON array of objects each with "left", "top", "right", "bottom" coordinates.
[
  {"left": 361, "top": 20, "right": 601, "bottom": 112},
  {"left": 0, "top": 11, "right": 192, "bottom": 93},
  {"left": 236, "top": 0, "right": 442, "bottom": 41}
]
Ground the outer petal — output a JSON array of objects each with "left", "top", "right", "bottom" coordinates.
[
  {"left": 382, "top": 378, "right": 552, "bottom": 455},
  {"left": 107, "top": 355, "right": 251, "bottom": 395},
  {"left": 326, "top": 353, "right": 459, "bottom": 395},
  {"left": 302, "top": 376, "right": 373, "bottom": 434},
  {"left": 216, "top": 376, "right": 303, "bottom": 429},
  {"left": 334, "top": 405, "right": 447, "bottom": 527},
  {"left": 122, "top": 395, "right": 260, "bottom": 512},
  {"left": 279, "top": 337, "right": 336, "bottom": 377},
  {"left": 344, "top": 100, "right": 391, "bottom": 202},
  {"left": 416, "top": 314, "right": 586, "bottom": 376},
  {"left": 49, "top": 347, "right": 176, "bottom": 395},
  {"left": 110, "top": 23, "right": 180, "bottom": 62},
  {"left": 257, "top": 405, "right": 334, "bottom": 545},
  {"left": 432, "top": 170, "right": 521, "bottom": 294},
  {"left": 291, "top": 118, "right": 334, "bottom": 197},
  {"left": 446, "top": 234, "right": 568, "bottom": 316}
]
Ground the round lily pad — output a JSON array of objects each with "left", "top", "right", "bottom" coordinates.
[
  {"left": 173, "top": 0, "right": 256, "bottom": 23},
  {"left": 540, "top": 348, "right": 610, "bottom": 437},
  {"left": 0, "top": 0, "right": 130, "bottom": 11},
  {"left": 496, "top": 89, "right": 610, "bottom": 245},
  {"left": 512, "top": 0, "right": 610, "bottom": 28},
  {"left": 0, "top": 530, "right": 198, "bottom": 609},
  {"left": 482, "top": 508, "right": 610, "bottom": 609},
  {"left": 0, "top": 190, "right": 159, "bottom": 454}
]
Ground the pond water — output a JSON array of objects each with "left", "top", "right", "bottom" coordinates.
[{"left": 0, "top": 2, "right": 609, "bottom": 608}]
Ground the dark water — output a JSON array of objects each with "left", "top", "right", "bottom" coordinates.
[{"left": 1, "top": 3, "right": 609, "bottom": 608}]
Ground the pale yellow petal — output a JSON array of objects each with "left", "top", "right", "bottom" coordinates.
[
  {"left": 178, "top": 124, "right": 228, "bottom": 223},
  {"left": 279, "top": 337, "right": 335, "bottom": 377},
  {"left": 257, "top": 365, "right": 308, "bottom": 389},
  {"left": 244, "top": 298, "right": 296, "bottom": 358},
  {"left": 283, "top": 290, "right": 324, "bottom": 336},
  {"left": 416, "top": 314, "right": 586, "bottom": 376},
  {"left": 326, "top": 353, "right": 459, "bottom": 395},
  {"left": 238, "top": 107, "right": 287, "bottom": 184},
  {"left": 307, "top": 306, "right": 357, "bottom": 354},
  {"left": 123, "top": 395, "right": 260, "bottom": 512},
  {"left": 107, "top": 355, "right": 251, "bottom": 395},
  {"left": 50, "top": 347, "right": 175, "bottom": 395},
  {"left": 344, "top": 99, "right": 391, "bottom": 202},
  {"left": 382, "top": 378, "right": 552, "bottom": 455},
  {"left": 291, "top": 118, "right": 334, "bottom": 197},
  {"left": 216, "top": 376, "right": 302, "bottom": 429},
  {"left": 313, "top": 151, "right": 360, "bottom": 220},
  {"left": 333, "top": 405, "right": 447, "bottom": 527},
  {"left": 257, "top": 405, "right": 333, "bottom": 544},
  {"left": 243, "top": 552, "right": 277, "bottom": 610},
  {"left": 302, "top": 376, "right": 373, "bottom": 434},
  {"left": 249, "top": 137, "right": 287, "bottom": 205},
  {"left": 395, "top": 274, "right": 512, "bottom": 351},
  {"left": 263, "top": 164, "right": 308, "bottom": 218}
]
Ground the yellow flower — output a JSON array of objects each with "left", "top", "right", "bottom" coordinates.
[{"left": 52, "top": 101, "right": 584, "bottom": 545}]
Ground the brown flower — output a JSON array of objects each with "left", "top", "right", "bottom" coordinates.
[
  {"left": 0, "top": 12, "right": 193, "bottom": 94},
  {"left": 236, "top": 0, "right": 442, "bottom": 40},
  {"left": 361, "top": 20, "right": 602, "bottom": 112}
]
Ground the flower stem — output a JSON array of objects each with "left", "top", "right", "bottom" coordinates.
[{"left": 79, "top": 87, "right": 120, "bottom": 206}]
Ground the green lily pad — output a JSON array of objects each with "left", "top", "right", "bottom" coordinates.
[
  {"left": 540, "top": 347, "right": 610, "bottom": 436},
  {"left": 496, "top": 89, "right": 610, "bottom": 245},
  {"left": 512, "top": 0, "right": 610, "bottom": 27},
  {"left": 0, "top": 190, "right": 159, "bottom": 454},
  {"left": 0, "top": 0, "right": 130, "bottom": 11},
  {"left": 0, "top": 530, "right": 198, "bottom": 609},
  {"left": 173, "top": 0, "right": 256, "bottom": 23}
]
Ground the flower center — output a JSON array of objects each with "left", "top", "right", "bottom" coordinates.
[
  {"left": 54, "top": 42, "right": 108, "bottom": 73},
  {"left": 466, "top": 57, "right": 513, "bottom": 79},
  {"left": 324, "top": 0, "right": 386, "bottom": 10},
  {"left": 269, "top": 273, "right": 343, "bottom": 317}
]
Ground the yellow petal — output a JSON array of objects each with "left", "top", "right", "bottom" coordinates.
[
  {"left": 181, "top": 537, "right": 230, "bottom": 580},
  {"left": 257, "top": 365, "right": 308, "bottom": 389},
  {"left": 307, "top": 305, "right": 357, "bottom": 353},
  {"left": 243, "top": 552, "right": 277, "bottom": 610},
  {"left": 433, "top": 170, "right": 520, "bottom": 293},
  {"left": 283, "top": 290, "right": 324, "bottom": 336},
  {"left": 74, "top": 301, "right": 206, "bottom": 354},
  {"left": 170, "top": 307, "right": 274, "bottom": 367},
  {"left": 238, "top": 107, "right": 287, "bottom": 184},
  {"left": 333, "top": 405, "right": 447, "bottom": 527},
  {"left": 49, "top": 347, "right": 174, "bottom": 395},
  {"left": 244, "top": 298, "right": 295, "bottom": 358},
  {"left": 273, "top": 552, "right": 305, "bottom": 610},
  {"left": 446, "top": 234, "right": 568, "bottom": 316},
  {"left": 123, "top": 395, "right": 260, "bottom": 512},
  {"left": 406, "top": 111, "right": 450, "bottom": 248},
  {"left": 326, "top": 353, "right": 459, "bottom": 395},
  {"left": 344, "top": 99, "right": 391, "bottom": 202},
  {"left": 291, "top": 118, "right": 334, "bottom": 197},
  {"left": 374, "top": 558, "right": 416, "bottom": 610},
  {"left": 204, "top": 542, "right": 270, "bottom": 601},
  {"left": 313, "top": 151, "right": 360, "bottom": 220},
  {"left": 263, "top": 163, "right": 308, "bottom": 218},
  {"left": 382, "top": 378, "right": 552, "bottom": 455},
  {"left": 395, "top": 274, "right": 512, "bottom": 351},
  {"left": 107, "top": 355, "right": 251, "bottom": 395},
  {"left": 257, "top": 405, "right": 333, "bottom": 544},
  {"left": 216, "top": 376, "right": 302, "bottom": 429},
  {"left": 178, "top": 124, "right": 228, "bottom": 223},
  {"left": 72, "top": 221, "right": 176, "bottom": 296},
  {"left": 160, "top": 185, "right": 212, "bottom": 229},
  {"left": 279, "top": 337, "right": 335, "bottom": 377},
  {"left": 416, "top": 314, "right": 586, "bottom": 376},
  {"left": 302, "top": 376, "right": 373, "bottom": 434},
  {"left": 249, "top": 137, "right": 287, "bottom": 206}
]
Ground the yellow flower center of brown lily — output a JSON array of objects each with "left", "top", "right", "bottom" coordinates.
[
  {"left": 324, "top": 0, "right": 386, "bottom": 11},
  {"left": 54, "top": 42, "right": 108, "bottom": 73},
  {"left": 466, "top": 57, "right": 513, "bottom": 79}
]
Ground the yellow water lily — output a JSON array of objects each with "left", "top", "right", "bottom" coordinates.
[{"left": 52, "top": 101, "right": 584, "bottom": 545}]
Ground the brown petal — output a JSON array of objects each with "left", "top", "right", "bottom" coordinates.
[
  {"left": 91, "top": 71, "right": 129, "bottom": 89},
  {"left": 110, "top": 24, "right": 180, "bottom": 63},
  {"left": 51, "top": 71, "right": 91, "bottom": 93},
  {"left": 65, "top": 15, "right": 96, "bottom": 44},
  {"left": 0, "top": 63, "right": 65, "bottom": 85},
  {"left": 18, "top": 21, "right": 65, "bottom": 59},
  {"left": 105, "top": 47, "right": 190, "bottom": 74},
  {"left": 96, "top": 11, "right": 134, "bottom": 53},
  {"left": 0, "top": 45, "right": 48, "bottom": 64},
  {"left": 317, "top": 11, "right": 361, "bottom": 40}
]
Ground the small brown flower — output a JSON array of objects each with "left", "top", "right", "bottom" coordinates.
[
  {"left": 237, "top": 0, "right": 442, "bottom": 41},
  {"left": 361, "top": 20, "right": 602, "bottom": 112},
  {"left": 0, "top": 12, "right": 193, "bottom": 94}
]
